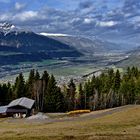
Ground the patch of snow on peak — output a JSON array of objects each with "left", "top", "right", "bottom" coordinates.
[{"left": 11, "top": 25, "right": 15, "bottom": 29}]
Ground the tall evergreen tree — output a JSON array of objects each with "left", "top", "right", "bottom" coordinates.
[
  {"left": 44, "top": 75, "right": 65, "bottom": 112},
  {"left": 135, "top": 77, "right": 140, "bottom": 104},
  {"left": 113, "top": 70, "right": 121, "bottom": 92},
  {"left": 14, "top": 73, "right": 26, "bottom": 98},
  {"left": 26, "top": 69, "right": 35, "bottom": 98},
  {"left": 78, "top": 83, "right": 85, "bottom": 109},
  {"left": 41, "top": 70, "right": 50, "bottom": 111},
  {"left": 35, "top": 70, "right": 40, "bottom": 81},
  {"left": 67, "top": 79, "right": 76, "bottom": 110}
]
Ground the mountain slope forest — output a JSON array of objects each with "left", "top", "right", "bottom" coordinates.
[
  {"left": 0, "top": 28, "right": 82, "bottom": 65},
  {"left": 0, "top": 67, "right": 140, "bottom": 112}
]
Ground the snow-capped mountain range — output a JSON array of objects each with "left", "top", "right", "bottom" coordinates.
[
  {"left": 0, "top": 22, "right": 124, "bottom": 54},
  {"left": 0, "top": 22, "right": 16, "bottom": 34}
]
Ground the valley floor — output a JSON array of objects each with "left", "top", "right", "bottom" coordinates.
[{"left": 0, "top": 105, "right": 140, "bottom": 140}]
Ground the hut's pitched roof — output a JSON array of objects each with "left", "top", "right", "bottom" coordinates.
[{"left": 8, "top": 97, "right": 35, "bottom": 109}]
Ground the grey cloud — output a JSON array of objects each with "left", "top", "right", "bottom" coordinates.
[{"left": 123, "top": 0, "right": 140, "bottom": 13}]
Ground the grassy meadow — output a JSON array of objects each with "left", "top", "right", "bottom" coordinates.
[{"left": 0, "top": 106, "right": 140, "bottom": 140}]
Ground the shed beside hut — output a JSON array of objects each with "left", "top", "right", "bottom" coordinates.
[{"left": 0, "top": 106, "right": 8, "bottom": 117}]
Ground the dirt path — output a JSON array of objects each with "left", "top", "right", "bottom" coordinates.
[
  {"left": 56, "top": 105, "right": 137, "bottom": 122},
  {"left": 6, "top": 105, "right": 138, "bottom": 124},
  {"left": 78, "top": 105, "right": 136, "bottom": 120},
  {"left": 26, "top": 105, "right": 138, "bottom": 123}
]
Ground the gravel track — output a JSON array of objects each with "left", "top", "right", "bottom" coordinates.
[{"left": 6, "top": 105, "right": 138, "bottom": 124}]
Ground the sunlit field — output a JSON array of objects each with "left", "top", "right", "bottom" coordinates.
[{"left": 0, "top": 105, "right": 140, "bottom": 140}]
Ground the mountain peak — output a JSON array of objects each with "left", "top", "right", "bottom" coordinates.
[{"left": 0, "top": 22, "right": 16, "bottom": 33}]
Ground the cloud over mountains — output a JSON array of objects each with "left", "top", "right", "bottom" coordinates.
[{"left": 0, "top": 0, "right": 140, "bottom": 39}]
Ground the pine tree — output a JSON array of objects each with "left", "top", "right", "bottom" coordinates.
[
  {"left": 127, "top": 67, "right": 131, "bottom": 78},
  {"left": 55, "top": 87, "right": 65, "bottom": 112},
  {"left": 120, "top": 79, "right": 128, "bottom": 105},
  {"left": 66, "top": 79, "right": 76, "bottom": 111},
  {"left": 42, "top": 70, "right": 49, "bottom": 91},
  {"left": 41, "top": 70, "right": 50, "bottom": 111},
  {"left": 135, "top": 77, "right": 140, "bottom": 104},
  {"left": 78, "top": 83, "right": 85, "bottom": 109},
  {"left": 44, "top": 75, "right": 65, "bottom": 112},
  {"left": 128, "top": 78, "right": 136, "bottom": 104},
  {"left": 7, "top": 82, "right": 13, "bottom": 103},
  {"left": 113, "top": 70, "right": 121, "bottom": 92},
  {"left": 35, "top": 70, "right": 40, "bottom": 81},
  {"left": 107, "top": 69, "right": 114, "bottom": 89},
  {"left": 83, "top": 81, "right": 90, "bottom": 109},
  {"left": 0, "top": 83, "right": 12, "bottom": 105},
  {"left": 26, "top": 69, "right": 35, "bottom": 98},
  {"left": 14, "top": 73, "right": 26, "bottom": 98}
]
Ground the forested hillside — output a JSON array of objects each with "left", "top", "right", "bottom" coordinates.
[{"left": 0, "top": 67, "right": 140, "bottom": 112}]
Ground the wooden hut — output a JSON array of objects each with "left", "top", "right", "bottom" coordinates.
[{"left": 0, "top": 97, "right": 35, "bottom": 117}]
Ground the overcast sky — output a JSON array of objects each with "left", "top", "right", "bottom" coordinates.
[{"left": 0, "top": 0, "right": 139, "bottom": 36}]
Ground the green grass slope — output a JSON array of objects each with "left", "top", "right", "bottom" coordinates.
[{"left": 0, "top": 105, "right": 140, "bottom": 140}]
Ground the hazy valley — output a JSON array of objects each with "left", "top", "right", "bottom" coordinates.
[{"left": 0, "top": 22, "right": 132, "bottom": 84}]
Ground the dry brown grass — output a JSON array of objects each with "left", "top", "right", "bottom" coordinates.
[{"left": 0, "top": 105, "right": 140, "bottom": 140}]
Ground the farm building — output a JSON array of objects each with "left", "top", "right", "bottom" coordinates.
[{"left": 0, "top": 97, "right": 35, "bottom": 117}]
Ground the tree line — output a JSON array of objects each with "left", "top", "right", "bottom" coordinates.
[{"left": 0, "top": 67, "right": 140, "bottom": 112}]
